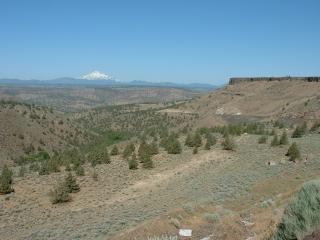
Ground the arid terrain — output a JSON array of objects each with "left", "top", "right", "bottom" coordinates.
[{"left": 1, "top": 79, "right": 320, "bottom": 240}]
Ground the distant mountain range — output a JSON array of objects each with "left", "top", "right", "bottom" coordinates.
[{"left": 0, "top": 78, "right": 217, "bottom": 91}]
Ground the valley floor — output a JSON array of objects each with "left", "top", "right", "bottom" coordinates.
[{"left": 1, "top": 134, "right": 320, "bottom": 239}]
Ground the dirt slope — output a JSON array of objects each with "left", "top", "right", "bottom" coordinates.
[{"left": 177, "top": 80, "right": 320, "bottom": 127}]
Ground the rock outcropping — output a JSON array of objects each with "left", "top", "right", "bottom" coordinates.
[{"left": 229, "top": 76, "right": 320, "bottom": 85}]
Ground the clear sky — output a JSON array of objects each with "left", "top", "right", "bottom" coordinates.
[{"left": 1, "top": 0, "right": 319, "bottom": 84}]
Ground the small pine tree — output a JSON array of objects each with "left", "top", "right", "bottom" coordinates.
[
  {"left": 92, "top": 169, "right": 98, "bottom": 181},
  {"left": 279, "top": 131, "right": 289, "bottom": 145},
  {"left": 271, "top": 135, "right": 279, "bottom": 147},
  {"left": 123, "top": 143, "right": 135, "bottom": 159},
  {"left": 129, "top": 153, "right": 138, "bottom": 170},
  {"left": 49, "top": 182, "right": 70, "bottom": 204},
  {"left": 185, "top": 133, "right": 193, "bottom": 147},
  {"left": 258, "top": 135, "right": 268, "bottom": 144},
  {"left": 193, "top": 146, "right": 198, "bottom": 154},
  {"left": 18, "top": 165, "right": 26, "bottom": 177},
  {"left": 286, "top": 143, "right": 301, "bottom": 162},
  {"left": 292, "top": 126, "right": 304, "bottom": 138},
  {"left": 166, "top": 136, "right": 182, "bottom": 154},
  {"left": 221, "top": 135, "right": 235, "bottom": 150},
  {"left": 193, "top": 132, "right": 202, "bottom": 147},
  {"left": 204, "top": 140, "right": 211, "bottom": 150},
  {"left": 0, "top": 165, "right": 14, "bottom": 195},
  {"left": 110, "top": 145, "right": 119, "bottom": 156},
  {"left": 75, "top": 164, "right": 85, "bottom": 176},
  {"left": 142, "top": 154, "right": 154, "bottom": 169},
  {"left": 64, "top": 173, "right": 80, "bottom": 193},
  {"left": 149, "top": 141, "right": 159, "bottom": 155}
]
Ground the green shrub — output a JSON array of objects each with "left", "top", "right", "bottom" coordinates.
[
  {"left": 123, "top": 143, "right": 135, "bottom": 159},
  {"left": 49, "top": 182, "right": 70, "bottom": 204},
  {"left": 110, "top": 145, "right": 119, "bottom": 155},
  {"left": 310, "top": 121, "right": 320, "bottom": 132},
  {"left": 292, "top": 123, "right": 307, "bottom": 138},
  {"left": 203, "top": 212, "right": 220, "bottom": 223},
  {"left": 64, "top": 173, "right": 80, "bottom": 193},
  {"left": 74, "top": 164, "right": 85, "bottom": 176},
  {"left": 258, "top": 135, "right": 268, "bottom": 144},
  {"left": 279, "top": 131, "right": 289, "bottom": 145},
  {"left": 271, "top": 135, "right": 280, "bottom": 147},
  {"left": 129, "top": 153, "right": 138, "bottom": 170},
  {"left": 193, "top": 146, "right": 198, "bottom": 154},
  {"left": 221, "top": 135, "right": 235, "bottom": 150},
  {"left": 271, "top": 180, "right": 320, "bottom": 240},
  {"left": 185, "top": 132, "right": 202, "bottom": 147},
  {"left": 0, "top": 165, "right": 14, "bottom": 195},
  {"left": 165, "top": 134, "right": 182, "bottom": 154},
  {"left": 141, "top": 153, "right": 154, "bottom": 169},
  {"left": 286, "top": 143, "right": 301, "bottom": 162}
]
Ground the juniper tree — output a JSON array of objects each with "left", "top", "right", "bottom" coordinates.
[
  {"left": 128, "top": 153, "right": 138, "bottom": 170},
  {"left": 271, "top": 135, "right": 279, "bottom": 147},
  {"left": 0, "top": 165, "right": 14, "bottom": 195},
  {"left": 165, "top": 135, "right": 182, "bottom": 154},
  {"left": 279, "top": 131, "right": 289, "bottom": 145},
  {"left": 64, "top": 173, "right": 80, "bottom": 193},
  {"left": 123, "top": 143, "right": 135, "bottom": 159},
  {"left": 142, "top": 153, "right": 154, "bottom": 169},
  {"left": 110, "top": 145, "right": 119, "bottom": 156},
  {"left": 258, "top": 135, "right": 268, "bottom": 144},
  {"left": 49, "top": 181, "right": 70, "bottom": 204},
  {"left": 221, "top": 134, "right": 235, "bottom": 151},
  {"left": 286, "top": 143, "right": 301, "bottom": 162}
]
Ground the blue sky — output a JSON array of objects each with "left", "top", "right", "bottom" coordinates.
[{"left": 0, "top": 0, "right": 319, "bottom": 84}]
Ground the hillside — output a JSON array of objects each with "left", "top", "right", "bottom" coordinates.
[
  {"left": 176, "top": 80, "right": 320, "bottom": 127},
  {"left": 0, "top": 85, "right": 200, "bottom": 112},
  {"left": 0, "top": 101, "right": 90, "bottom": 166}
]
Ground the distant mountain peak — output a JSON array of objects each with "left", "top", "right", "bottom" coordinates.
[{"left": 81, "top": 70, "right": 114, "bottom": 80}]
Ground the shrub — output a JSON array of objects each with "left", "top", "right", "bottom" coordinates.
[
  {"left": 271, "top": 180, "right": 320, "bottom": 240},
  {"left": 286, "top": 143, "right": 301, "bottom": 162},
  {"left": 271, "top": 135, "right": 279, "bottom": 147},
  {"left": 123, "top": 143, "right": 135, "bottom": 159},
  {"left": 92, "top": 169, "right": 98, "bottom": 181},
  {"left": 279, "top": 131, "right": 289, "bottom": 145},
  {"left": 204, "top": 133, "right": 216, "bottom": 149},
  {"left": 64, "top": 173, "right": 80, "bottom": 193},
  {"left": 310, "top": 121, "right": 320, "bottom": 132},
  {"left": 110, "top": 145, "right": 119, "bottom": 155},
  {"left": 49, "top": 182, "right": 70, "bottom": 204},
  {"left": 292, "top": 123, "right": 307, "bottom": 138},
  {"left": 165, "top": 135, "right": 182, "bottom": 154},
  {"left": 185, "top": 132, "right": 202, "bottom": 147},
  {"left": 142, "top": 153, "right": 154, "bottom": 169},
  {"left": 258, "top": 135, "right": 268, "bottom": 144},
  {"left": 129, "top": 153, "right": 138, "bottom": 170},
  {"left": 193, "top": 146, "right": 198, "bottom": 154},
  {"left": 221, "top": 135, "right": 235, "bottom": 150},
  {"left": 0, "top": 165, "right": 14, "bottom": 195},
  {"left": 74, "top": 164, "right": 85, "bottom": 176},
  {"left": 204, "top": 212, "right": 220, "bottom": 223}
]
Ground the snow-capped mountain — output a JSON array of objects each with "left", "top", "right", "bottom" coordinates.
[{"left": 81, "top": 71, "right": 114, "bottom": 80}]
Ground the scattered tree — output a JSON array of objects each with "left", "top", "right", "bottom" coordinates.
[
  {"left": 221, "top": 135, "right": 235, "bottom": 151},
  {"left": 128, "top": 153, "right": 138, "bottom": 170},
  {"left": 49, "top": 182, "right": 70, "bottom": 204},
  {"left": 0, "top": 165, "right": 14, "bottom": 195},
  {"left": 258, "top": 135, "right": 268, "bottom": 144},
  {"left": 286, "top": 143, "right": 301, "bottom": 162},
  {"left": 64, "top": 173, "right": 80, "bottom": 193},
  {"left": 110, "top": 145, "right": 119, "bottom": 156},
  {"left": 271, "top": 135, "right": 279, "bottom": 147},
  {"left": 279, "top": 131, "right": 289, "bottom": 145}
]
